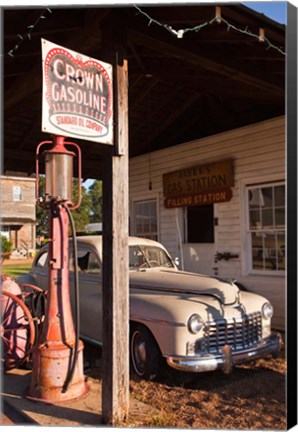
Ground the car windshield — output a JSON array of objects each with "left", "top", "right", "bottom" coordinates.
[{"left": 129, "top": 245, "right": 174, "bottom": 270}]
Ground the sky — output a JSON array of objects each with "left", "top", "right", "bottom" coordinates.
[
  {"left": 0, "top": 0, "right": 290, "bottom": 24},
  {"left": 242, "top": 1, "right": 287, "bottom": 24}
]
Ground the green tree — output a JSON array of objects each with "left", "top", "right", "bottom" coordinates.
[
  {"left": 1, "top": 236, "right": 12, "bottom": 254},
  {"left": 36, "top": 176, "right": 49, "bottom": 237},
  {"left": 35, "top": 177, "right": 92, "bottom": 235},
  {"left": 71, "top": 179, "right": 92, "bottom": 232},
  {"left": 88, "top": 180, "right": 103, "bottom": 223}
]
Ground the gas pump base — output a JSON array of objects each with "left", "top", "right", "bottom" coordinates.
[{"left": 26, "top": 340, "right": 89, "bottom": 403}]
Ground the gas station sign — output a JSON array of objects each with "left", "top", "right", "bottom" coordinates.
[
  {"left": 163, "top": 159, "right": 234, "bottom": 208},
  {"left": 41, "top": 39, "right": 113, "bottom": 144}
]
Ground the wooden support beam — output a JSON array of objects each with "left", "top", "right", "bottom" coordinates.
[
  {"left": 128, "top": 30, "right": 284, "bottom": 98},
  {"left": 102, "top": 51, "right": 129, "bottom": 424}
]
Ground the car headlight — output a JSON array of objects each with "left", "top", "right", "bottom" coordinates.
[
  {"left": 262, "top": 302, "right": 273, "bottom": 319},
  {"left": 187, "top": 314, "right": 204, "bottom": 334}
]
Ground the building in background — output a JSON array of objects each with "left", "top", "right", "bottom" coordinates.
[{"left": 1, "top": 176, "right": 36, "bottom": 258}]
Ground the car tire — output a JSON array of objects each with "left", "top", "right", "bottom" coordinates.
[{"left": 130, "top": 323, "right": 162, "bottom": 380}]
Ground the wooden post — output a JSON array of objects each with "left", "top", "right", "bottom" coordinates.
[{"left": 102, "top": 49, "right": 129, "bottom": 424}]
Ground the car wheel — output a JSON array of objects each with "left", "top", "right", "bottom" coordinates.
[{"left": 130, "top": 323, "right": 162, "bottom": 380}]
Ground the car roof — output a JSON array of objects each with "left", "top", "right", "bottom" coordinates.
[
  {"left": 75, "top": 235, "right": 166, "bottom": 249},
  {"left": 36, "top": 235, "right": 169, "bottom": 261}
]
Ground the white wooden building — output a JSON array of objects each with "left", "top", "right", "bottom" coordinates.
[{"left": 129, "top": 116, "right": 285, "bottom": 331}]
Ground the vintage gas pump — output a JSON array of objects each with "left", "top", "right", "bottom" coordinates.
[{"left": 27, "top": 135, "right": 88, "bottom": 402}]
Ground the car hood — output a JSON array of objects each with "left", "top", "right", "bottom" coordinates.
[{"left": 129, "top": 269, "right": 239, "bottom": 305}]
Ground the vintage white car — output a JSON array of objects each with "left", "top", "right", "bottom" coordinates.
[{"left": 17, "top": 235, "right": 282, "bottom": 379}]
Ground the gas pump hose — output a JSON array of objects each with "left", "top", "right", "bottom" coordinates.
[{"left": 61, "top": 202, "right": 80, "bottom": 393}]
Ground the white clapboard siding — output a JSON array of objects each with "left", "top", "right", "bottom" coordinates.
[{"left": 130, "top": 116, "right": 286, "bottom": 330}]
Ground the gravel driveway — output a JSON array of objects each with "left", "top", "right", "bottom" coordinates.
[{"left": 84, "top": 337, "right": 286, "bottom": 430}]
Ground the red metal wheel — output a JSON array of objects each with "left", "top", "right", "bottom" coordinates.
[
  {"left": 18, "top": 283, "right": 48, "bottom": 348},
  {"left": 18, "top": 283, "right": 43, "bottom": 294},
  {"left": 1, "top": 290, "right": 35, "bottom": 371}
]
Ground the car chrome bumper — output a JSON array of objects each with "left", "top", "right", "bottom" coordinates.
[{"left": 166, "top": 332, "right": 283, "bottom": 374}]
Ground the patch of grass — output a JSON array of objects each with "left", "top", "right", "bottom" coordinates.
[
  {"left": 143, "top": 411, "right": 176, "bottom": 427},
  {"left": 2, "top": 264, "right": 32, "bottom": 279},
  {"left": 116, "top": 410, "right": 176, "bottom": 428}
]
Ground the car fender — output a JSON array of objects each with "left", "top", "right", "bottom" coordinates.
[{"left": 130, "top": 292, "right": 220, "bottom": 357}]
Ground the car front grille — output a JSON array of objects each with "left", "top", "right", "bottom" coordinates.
[{"left": 203, "top": 312, "right": 262, "bottom": 353}]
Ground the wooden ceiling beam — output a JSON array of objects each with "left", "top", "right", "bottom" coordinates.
[
  {"left": 150, "top": 92, "right": 201, "bottom": 142},
  {"left": 130, "top": 78, "right": 159, "bottom": 109},
  {"left": 128, "top": 30, "right": 284, "bottom": 98},
  {"left": 4, "top": 25, "right": 82, "bottom": 43},
  {"left": 156, "top": 99, "right": 206, "bottom": 147},
  {"left": 130, "top": 83, "right": 180, "bottom": 140}
]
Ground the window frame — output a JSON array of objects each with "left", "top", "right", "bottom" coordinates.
[
  {"left": 70, "top": 246, "right": 102, "bottom": 275},
  {"left": 13, "top": 185, "right": 22, "bottom": 202},
  {"left": 245, "top": 180, "right": 286, "bottom": 275},
  {"left": 132, "top": 197, "right": 159, "bottom": 241}
]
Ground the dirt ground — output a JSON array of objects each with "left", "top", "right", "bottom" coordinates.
[{"left": 84, "top": 340, "right": 286, "bottom": 430}]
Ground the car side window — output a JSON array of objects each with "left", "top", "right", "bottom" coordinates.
[
  {"left": 35, "top": 251, "right": 48, "bottom": 268},
  {"left": 70, "top": 248, "right": 101, "bottom": 274},
  {"left": 129, "top": 246, "right": 147, "bottom": 269}
]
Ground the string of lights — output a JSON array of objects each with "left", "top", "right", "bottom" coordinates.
[
  {"left": 134, "top": 5, "right": 286, "bottom": 56},
  {"left": 6, "top": 8, "right": 52, "bottom": 58},
  {"left": 5, "top": 6, "right": 285, "bottom": 58}
]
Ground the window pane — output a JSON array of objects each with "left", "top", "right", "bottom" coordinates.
[
  {"left": 187, "top": 205, "right": 214, "bottom": 243},
  {"left": 262, "top": 208, "right": 273, "bottom": 227},
  {"left": 13, "top": 186, "right": 22, "bottom": 201},
  {"left": 249, "top": 189, "right": 263, "bottom": 207},
  {"left": 134, "top": 200, "right": 157, "bottom": 240},
  {"left": 263, "top": 232, "right": 277, "bottom": 270},
  {"left": 248, "top": 182, "right": 285, "bottom": 272},
  {"left": 249, "top": 184, "right": 285, "bottom": 230},
  {"left": 251, "top": 232, "right": 264, "bottom": 270},
  {"left": 277, "top": 233, "right": 286, "bottom": 271},
  {"left": 262, "top": 187, "right": 273, "bottom": 207},
  {"left": 251, "top": 231, "right": 285, "bottom": 271},
  {"left": 77, "top": 250, "right": 90, "bottom": 272},
  {"left": 275, "top": 186, "right": 285, "bottom": 206},
  {"left": 249, "top": 209, "right": 260, "bottom": 228},
  {"left": 275, "top": 208, "right": 285, "bottom": 226},
  {"left": 36, "top": 252, "right": 48, "bottom": 268},
  {"left": 87, "top": 252, "right": 101, "bottom": 273}
]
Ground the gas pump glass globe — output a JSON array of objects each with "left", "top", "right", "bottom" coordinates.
[{"left": 45, "top": 153, "right": 73, "bottom": 203}]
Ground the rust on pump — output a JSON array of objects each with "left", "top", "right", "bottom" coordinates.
[{"left": 27, "top": 135, "right": 88, "bottom": 403}]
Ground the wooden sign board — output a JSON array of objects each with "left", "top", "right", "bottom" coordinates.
[
  {"left": 163, "top": 159, "right": 234, "bottom": 197},
  {"left": 164, "top": 188, "right": 233, "bottom": 208},
  {"left": 41, "top": 39, "right": 113, "bottom": 144},
  {"left": 163, "top": 159, "right": 234, "bottom": 208}
]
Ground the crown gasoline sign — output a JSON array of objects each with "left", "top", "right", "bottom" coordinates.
[{"left": 41, "top": 39, "right": 113, "bottom": 144}]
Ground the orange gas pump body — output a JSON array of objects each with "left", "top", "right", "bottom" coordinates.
[{"left": 27, "top": 136, "right": 88, "bottom": 403}]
